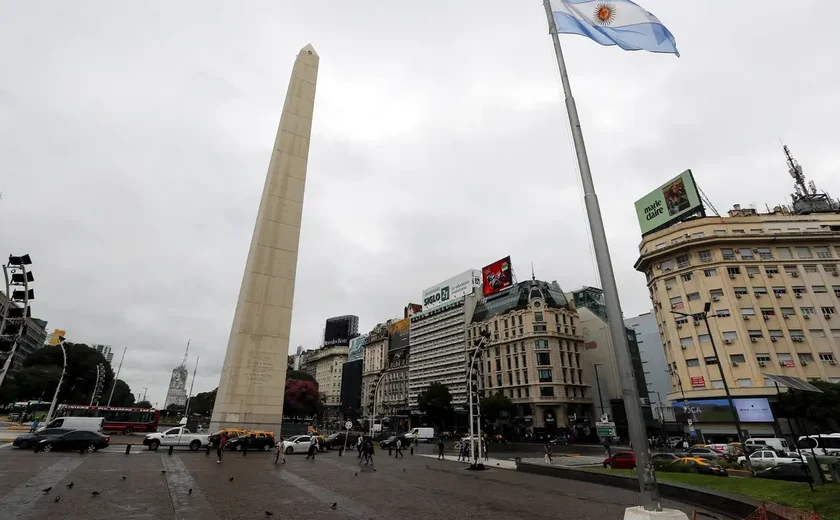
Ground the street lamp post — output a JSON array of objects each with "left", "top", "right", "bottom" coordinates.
[
  {"left": 0, "top": 254, "right": 34, "bottom": 389},
  {"left": 466, "top": 330, "right": 491, "bottom": 468},
  {"left": 593, "top": 363, "right": 611, "bottom": 460},
  {"left": 650, "top": 389, "right": 667, "bottom": 443},
  {"left": 673, "top": 302, "right": 751, "bottom": 471},
  {"left": 45, "top": 337, "right": 68, "bottom": 423}
]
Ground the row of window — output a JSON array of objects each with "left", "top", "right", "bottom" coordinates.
[
  {"left": 685, "top": 351, "right": 836, "bottom": 369},
  {"left": 678, "top": 326, "right": 840, "bottom": 345},
  {"left": 655, "top": 245, "right": 839, "bottom": 272},
  {"left": 668, "top": 285, "right": 840, "bottom": 312},
  {"left": 666, "top": 266, "right": 840, "bottom": 287}
]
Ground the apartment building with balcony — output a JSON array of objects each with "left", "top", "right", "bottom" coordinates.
[{"left": 635, "top": 206, "right": 840, "bottom": 419}]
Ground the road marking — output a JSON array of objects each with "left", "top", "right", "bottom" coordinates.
[
  {"left": 0, "top": 457, "right": 84, "bottom": 516},
  {"left": 160, "top": 455, "right": 219, "bottom": 520},
  {"left": 0, "top": 442, "right": 14, "bottom": 449},
  {"left": 276, "top": 469, "right": 382, "bottom": 519}
]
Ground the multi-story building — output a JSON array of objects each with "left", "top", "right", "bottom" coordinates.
[
  {"left": 163, "top": 344, "right": 190, "bottom": 409},
  {"left": 0, "top": 291, "right": 47, "bottom": 374},
  {"left": 382, "top": 319, "right": 410, "bottom": 420},
  {"left": 362, "top": 323, "right": 389, "bottom": 416},
  {"left": 635, "top": 161, "right": 840, "bottom": 439},
  {"left": 92, "top": 344, "right": 114, "bottom": 364},
  {"left": 625, "top": 311, "right": 677, "bottom": 426},
  {"left": 306, "top": 344, "right": 349, "bottom": 417},
  {"left": 47, "top": 329, "right": 66, "bottom": 346},
  {"left": 469, "top": 279, "right": 590, "bottom": 438}
]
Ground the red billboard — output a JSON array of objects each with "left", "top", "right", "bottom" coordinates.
[{"left": 482, "top": 256, "right": 513, "bottom": 296}]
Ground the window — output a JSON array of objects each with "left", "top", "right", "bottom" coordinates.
[
  {"left": 681, "top": 272, "right": 694, "bottom": 282},
  {"left": 525, "top": 388, "right": 530, "bottom": 398},
  {"left": 732, "top": 229, "right": 746, "bottom": 234},
  {"left": 712, "top": 380, "right": 725, "bottom": 389},
  {"left": 822, "top": 306, "right": 836, "bottom": 315},
  {"left": 534, "top": 323, "right": 547, "bottom": 332},
  {"left": 664, "top": 277, "right": 676, "bottom": 290},
  {"left": 816, "top": 246, "right": 832, "bottom": 259},
  {"left": 734, "top": 287, "right": 749, "bottom": 296},
  {"left": 698, "top": 334, "right": 711, "bottom": 343},
  {"left": 785, "top": 265, "right": 800, "bottom": 276},
  {"left": 680, "top": 337, "right": 694, "bottom": 348},
  {"left": 714, "top": 229, "right": 727, "bottom": 235},
  {"left": 518, "top": 315, "right": 523, "bottom": 326},
  {"left": 768, "top": 330, "right": 784, "bottom": 339},
  {"left": 747, "top": 330, "right": 763, "bottom": 339},
  {"left": 793, "top": 286, "right": 807, "bottom": 296},
  {"left": 747, "top": 266, "right": 761, "bottom": 276},
  {"left": 517, "top": 388, "right": 521, "bottom": 398},
  {"left": 730, "top": 354, "right": 746, "bottom": 363},
  {"left": 727, "top": 267, "right": 741, "bottom": 277},
  {"left": 804, "top": 265, "right": 819, "bottom": 273},
  {"left": 721, "top": 248, "right": 736, "bottom": 260},
  {"left": 670, "top": 296, "right": 684, "bottom": 310},
  {"left": 704, "top": 356, "right": 718, "bottom": 365},
  {"left": 675, "top": 317, "right": 689, "bottom": 325},
  {"left": 739, "top": 248, "right": 754, "bottom": 259},
  {"left": 763, "top": 377, "right": 775, "bottom": 387},
  {"left": 760, "top": 308, "right": 775, "bottom": 318},
  {"left": 496, "top": 359, "right": 501, "bottom": 371},
  {"left": 834, "top": 285, "right": 840, "bottom": 297},
  {"left": 704, "top": 268, "right": 718, "bottom": 277},
  {"left": 737, "top": 379, "right": 753, "bottom": 387},
  {"left": 515, "top": 357, "right": 519, "bottom": 369},
  {"left": 813, "top": 285, "right": 827, "bottom": 294},
  {"left": 540, "top": 386, "right": 555, "bottom": 397},
  {"left": 801, "top": 307, "right": 815, "bottom": 316},
  {"left": 819, "top": 353, "right": 836, "bottom": 362},
  {"left": 687, "top": 292, "right": 701, "bottom": 301},
  {"left": 506, "top": 345, "right": 510, "bottom": 355},
  {"left": 522, "top": 355, "right": 527, "bottom": 367},
  {"left": 790, "top": 329, "right": 805, "bottom": 341},
  {"left": 799, "top": 353, "right": 815, "bottom": 363},
  {"left": 754, "top": 287, "right": 768, "bottom": 296},
  {"left": 723, "top": 331, "right": 738, "bottom": 341},
  {"left": 796, "top": 247, "right": 813, "bottom": 259},
  {"left": 777, "top": 247, "right": 793, "bottom": 259},
  {"left": 497, "top": 374, "right": 502, "bottom": 386},
  {"left": 693, "top": 231, "right": 706, "bottom": 238},
  {"left": 699, "top": 250, "right": 712, "bottom": 263},
  {"left": 710, "top": 288, "right": 724, "bottom": 298},
  {"left": 765, "top": 266, "right": 779, "bottom": 275},
  {"left": 757, "top": 248, "right": 773, "bottom": 260},
  {"left": 535, "top": 339, "right": 549, "bottom": 349},
  {"left": 780, "top": 307, "right": 795, "bottom": 318},
  {"left": 773, "top": 286, "right": 787, "bottom": 296},
  {"left": 677, "top": 254, "right": 690, "bottom": 268},
  {"left": 538, "top": 369, "right": 553, "bottom": 383},
  {"left": 740, "top": 308, "right": 756, "bottom": 317},
  {"left": 534, "top": 312, "right": 544, "bottom": 322},
  {"left": 832, "top": 329, "right": 840, "bottom": 339},
  {"left": 686, "top": 358, "right": 700, "bottom": 367},
  {"left": 778, "top": 353, "right": 793, "bottom": 364},
  {"left": 756, "top": 354, "right": 771, "bottom": 363},
  {"left": 536, "top": 353, "right": 551, "bottom": 366}
]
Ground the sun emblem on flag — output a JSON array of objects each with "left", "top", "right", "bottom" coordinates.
[{"left": 594, "top": 3, "right": 616, "bottom": 25}]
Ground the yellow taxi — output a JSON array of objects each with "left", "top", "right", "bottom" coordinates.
[{"left": 668, "top": 457, "right": 728, "bottom": 477}]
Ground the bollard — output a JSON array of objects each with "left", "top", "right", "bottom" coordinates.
[
  {"left": 205, "top": 446, "right": 211, "bottom": 456},
  {"left": 168, "top": 445, "right": 174, "bottom": 455},
  {"left": 338, "top": 447, "right": 343, "bottom": 457},
  {"left": 125, "top": 444, "right": 132, "bottom": 454},
  {"left": 389, "top": 447, "right": 392, "bottom": 456},
  {"left": 410, "top": 447, "right": 414, "bottom": 455}
]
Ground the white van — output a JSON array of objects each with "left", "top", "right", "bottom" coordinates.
[
  {"left": 39, "top": 417, "right": 104, "bottom": 433},
  {"left": 797, "top": 434, "right": 840, "bottom": 456},
  {"left": 744, "top": 437, "right": 789, "bottom": 453},
  {"left": 405, "top": 427, "right": 435, "bottom": 442}
]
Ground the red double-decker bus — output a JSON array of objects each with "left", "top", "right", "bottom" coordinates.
[{"left": 56, "top": 405, "right": 160, "bottom": 435}]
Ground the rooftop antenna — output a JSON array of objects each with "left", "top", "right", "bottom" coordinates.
[
  {"left": 784, "top": 144, "right": 807, "bottom": 195},
  {"left": 696, "top": 184, "right": 719, "bottom": 216},
  {"left": 181, "top": 339, "right": 190, "bottom": 368},
  {"left": 531, "top": 262, "right": 536, "bottom": 281}
]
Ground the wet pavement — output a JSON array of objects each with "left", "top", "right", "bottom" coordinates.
[{"left": 0, "top": 444, "right": 729, "bottom": 519}]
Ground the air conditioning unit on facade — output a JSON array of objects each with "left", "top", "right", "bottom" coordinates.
[
  {"left": 729, "top": 274, "right": 737, "bottom": 279},
  {"left": 780, "top": 361, "right": 788, "bottom": 367},
  {"left": 748, "top": 273, "right": 755, "bottom": 278},
  {"left": 796, "top": 294, "right": 803, "bottom": 298},
  {"left": 750, "top": 337, "right": 758, "bottom": 343},
  {"left": 804, "top": 314, "right": 810, "bottom": 319},
  {"left": 764, "top": 315, "right": 770, "bottom": 320},
  {"left": 694, "top": 321, "right": 700, "bottom": 327},
  {"left": 712, "top": 296, "right": 720, "bottom": 302},
  {"left": 743, "top": 315, "right": 750, "bottom": 320},
  {"left": 771, "top": 337, "right": 778, "bottom": 342},
  {"left": 830, "top": 360, "right": 837, "bottom": 365},
  {"left": 783, "top": 314, "right": 790, "bottom": 320},
  {"left": 759, "top": 361, "right": 767, "bottom": 367},
  {"left": 736, "top": 294, "right": 742, "bottom": 299},
  {"left": 792, "top": 272, "right": 800, "bottom": 277},
  {"left": 724, "top": 339, "right": 732, "bottom": 345},
  {"left": 755, "top": 293, "right": 763, "bottom": 298},
  {"left": 825, "top": 314, "right": 832, "bottom": 320},
  {"left": 775, "top": 293, "right": 782, "bottom": 298},
  {"left": 768, "top": 273, "right": 775, "bottom": 278},
  {"left": 655, "top": 264, "right": 661, "bottom": 270},
  {"left": 681, "top": 345, "right": 687, "bottom": 350},
  {"left": 676, "top": 324, "right": 682, "bottom": 329},
  {"left": 731, "top": 361, "right": 739, "bottom": 366},
  {"left": 802, "top": 360, "right": 809, "bottom": 366}
]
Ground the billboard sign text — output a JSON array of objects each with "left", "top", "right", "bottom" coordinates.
[
  {"left": 634, "top": 170, "right": 703, "bottom": 236},
  {"left": 421, "top": 269, "right": 481, "bottom": 311}
]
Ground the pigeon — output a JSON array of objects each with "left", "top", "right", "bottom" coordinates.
[
  {"left": 161, "top": 470, "right": 167, "bottom": 474},
  {"left": 66, "top": 482, "right": 74, "bottom": 488},
  {"left": 188, "top": 488, "right": 192, "bottom": 495},
  {"left": 354, "top": 472, "right": 358, "bottom": 477},
  {"left": 228, "top": 476, "right": 234, "bottom": 482},
  {"left": 91, "top": 491, "right": 100, "bottom": 497},
  {"left": 54, "top": 496, "right": 60, "bottom": 503},
  {"left": 121, "top": 476, "right": 126, "bottom": 481},
  {"left": 265, "top": 512, "right": 274, "bottom": 517},
  {"left": 403, "top": 469, "right": 405, "bottom": 472},
  {"left": 331, "top": 503, "right": 337, "bottom": 510},
  {"left": 42, "top": 487, "right": 52, "bottom": 493}
]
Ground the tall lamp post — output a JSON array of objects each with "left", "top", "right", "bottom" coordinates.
[
  {"left": 0, "top": 254, "right": 35, "bottom": 389},
  {"left": 593, "top": 362, "right": 611, "bottom": 460},
  {"left": 672, "top": 302, "right": 751, "bottom": 471},
  {"left": 466, "top": 329, "right": 491, "bottom": 468},
  {"left": 45, "top": 337, "right": 68, "bottom": 423}
]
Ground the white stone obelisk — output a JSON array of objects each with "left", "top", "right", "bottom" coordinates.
[{"left": 210, "top": 44, "right": 319, "bottom": 432}]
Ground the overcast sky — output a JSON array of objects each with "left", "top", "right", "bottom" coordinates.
[{"left": 1, "top": 1, "right": 837, "bottom": 406}]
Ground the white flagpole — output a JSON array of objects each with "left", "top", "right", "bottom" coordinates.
[
  {"left": 107, "top": 347, "right": 127, "bottom": 407},
  {"left": 541, "top": 0, "right": 661, "bottom": 511}
]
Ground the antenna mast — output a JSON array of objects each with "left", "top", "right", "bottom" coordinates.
[{"left": 181, "top": 339, "right": 190, "bottom": 368}]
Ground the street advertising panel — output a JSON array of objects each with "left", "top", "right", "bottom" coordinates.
[
  {"left": 690, "top": 376, "right": 705, "bottom": 388},
  {"left": 634, "top": 169, "right": 703, "bottom": 236},
  {"left": 672, "top": 398, "right": 774, "bottom": 423},
  {"left": 387, "top": 318, "right": 410, "bottom": 351},
  {"left": 421, "top": 269, "right": 482, "bottom": 311},
  {"left": 324, "top": 315, "right": 359, "bottom": 347},
  {"left": 482, "top": 256, "right": 514, "bottom": 296},
  {"left": 347, "top": 335, "right": 366, "bottom": 363}
]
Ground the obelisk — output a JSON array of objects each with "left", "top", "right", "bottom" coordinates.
[{"left": 210, "top": 44, "right": 319, "bottom": 432}]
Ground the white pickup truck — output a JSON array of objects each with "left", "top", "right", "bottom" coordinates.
[{"left": 143, "top": 427, "right": 210, "bottom": 451}]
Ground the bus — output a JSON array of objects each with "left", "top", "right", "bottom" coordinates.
[
  {"left": 56, "top": 405, "right": 160, "bottom": 435},
  {"left": 6, "top": 401, "right": 51, "bottom": 422},
  {"left": 797, "top": 434, "right": 840, "bottom": 456}
]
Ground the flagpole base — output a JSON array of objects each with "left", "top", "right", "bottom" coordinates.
[{"left": 624, "top": 506, "right": 689, "bottom": 520}]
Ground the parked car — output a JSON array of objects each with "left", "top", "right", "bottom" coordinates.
[
  {"left": 744, "top": 437, "right": 789, "bottom": 454},
  {"left": 208, "top": 428, "right": 247, "bottom": 447},
  {"left": 404, "top": 427, "right": 436, "bottom": 443},
  {"left": 737, "top": 449, "right": 802, "bottom": 469},
  {"left": 491, "top": 434, "right": 507, "bottom": 444},
  {"left": 651, "top": 453, "right": 681, "bottom": 462},
  {"left": 13, "top": 428, "right": 72, "bottom": 449},
  {"left": 39, "top": 417, "right": 105, "bottom": 433},
  {"left": 226, "top": 432, "right": 275, "bottom": 451},
  {"left": 753, "top": 463, "right": 811, "bottom": 483},
  {"left": 379, "top": 435, "right": 411, "bottom": 449},
  {"left": 143, "top": 427, "right": 210, "bottom": 451},
  {"left": 281, "top": 435, "right": 316, "bottom": 454},
  {"left": 668, "top": 457, "right": 728, "bottom": 477},
  {"left": 36, "top": 431, "right": 110, "bottom": 453},
  {"left": 549, "top": 436, "right": 568, "bottom": 446},
  {"left": 603, "top": 451, "right": 636, "bottom": 470},
  {"left": 325, "top": 432, "right": 360, "bottom": 450},
  {"left": 687, "top": 447, "right": 726, "bottom": 460}
]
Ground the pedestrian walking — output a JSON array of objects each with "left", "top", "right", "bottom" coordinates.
[
  {"left": 361, "top": 438, "right": 375, "bottom": 466},
  {"left": 356, "top": 436, "right": 364, "bottom": 459},
  {"left": 30, "top": 418, "right": 39, "bottom": 433},
  {"left": 217, "top": 435, "right": 227, "bottom": 463},
  {"left": 437, "top": 437, "right": 445, "bottom": 460},
  {"left": 395, "top": 438, "right": 403, "bottom": 459},
  {"left": 306, "top": 437, "right": 317, "bottom": 460},
  {"left": 274, "top": 437, "right": 285, "bottom": 464},
  {"left": 242, "top": 434, "right": 251, "bottom": 457},
  {"left": 483, "top": 439, "right": 489, "bottom": 461},
  {"left": 544, "top": 442, "right": 553, "bottom": 464}
]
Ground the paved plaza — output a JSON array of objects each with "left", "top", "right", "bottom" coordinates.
[{"left": 0, "top": 445, "right": 723, "bottom": 520}]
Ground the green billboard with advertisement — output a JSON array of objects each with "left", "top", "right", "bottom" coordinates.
[{"left": 634, "top": 170, "right": 703, "bottom": 236}]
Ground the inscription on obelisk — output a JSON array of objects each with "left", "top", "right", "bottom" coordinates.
[{"left": 210, "top": 44, "right": 319, "bottom": 431}]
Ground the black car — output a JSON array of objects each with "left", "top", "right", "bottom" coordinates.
[
  {"left": 325, "top": 432, "right": 360, "bottom": 450},
  {"left": 754, "top": 463, "right": 811, "bottom": 483},
  {"left": 36, "top": 431, "right": 110, "bottom": 453},
  {"left": 226, "top": 434, "right": 275, "bottom": 451},
  {"left": 651, "top": 453, "right": 680, "bottom": 462},
  {"left": 379, "top": 435, "right": 411, "bottom": 449},
  {"left": 13, "top": 428, "right": 72, "bottom": 449}
]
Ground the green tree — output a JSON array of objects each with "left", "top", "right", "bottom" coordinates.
[
  {"left": 105, "top": 379, "right": 135, "bottom": 407},
  {"left": 417, "top": 382, "right": 453, "bottom": 429},
  {"left": 188, "top": 388, "right": 217, "bottom": 416},
  {"left": 22, "top": 343, "right": 113, "bottom": 405},
  {"left": 10, "top": 365, "right": 63, "bottom": 401},
  {"left": 136, "top": 400, "right": 153, "bottom": 409},
  {"left": 166, "top": 403, "right": 185, "bottom": 412},
  {"left": 775, "top": 382, "right": 840, "bottom": 431},
  {"left": 481, "top": 392, "right": 515, "bottom": 427},
  {"left": 287, "top": 370, "right": 316, "bottom": 386}
]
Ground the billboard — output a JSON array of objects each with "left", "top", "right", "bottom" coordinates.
[
  {"left": 324, "top": 315, "right": 359, "bottom": 347},
  {"left": 672, "top": 398, "right": 774, "bottom": 423},
  {"left": 339, "top": 360, "right": 363, "bottom": 413},
  {"left": 422, "top": 269, "right": 482, "bottom": 311},
  {"left": 347, "top": 335, "right": 366, "bottom": 363},
  {"left": 482, "top": 256, "right": 514, "bottom": 296},
  {"left": 387, "top": 318, "right": 410, "bottom": 351},
  {"left": 634, "top": 169, "right": 703, "bottom": 236}
]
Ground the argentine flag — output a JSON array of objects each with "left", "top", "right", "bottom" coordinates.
[{"left": 551, "top": 0, "right": 679, "bottom": 56}]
